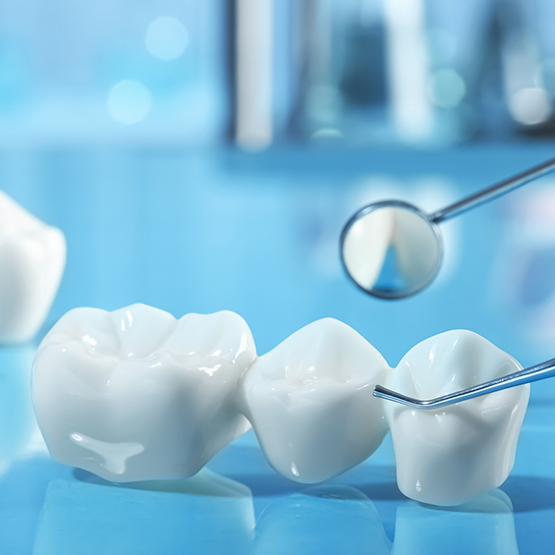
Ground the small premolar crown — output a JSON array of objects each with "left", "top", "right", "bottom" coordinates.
[
  {"left": 32, "top": 305, "right": 530, "bottom": 506},
  {"left": 241, "top": 318, "right": 390, "bottom": 484},
  {"left": 384, "top": 330, "right": 529, "bottom": 506}
]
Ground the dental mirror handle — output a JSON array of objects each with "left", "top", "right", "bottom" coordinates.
[
  {"left": 373, "top": 356, "right": 555, "bottom": 409},
  {"left": 430, "top": 156, "right": 555, "bottom": 224}
]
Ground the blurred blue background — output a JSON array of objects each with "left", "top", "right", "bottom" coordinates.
[
  {"left": 2, "top": 1, "right": 555, "bottom": 553},
  {"left": 1, "top": 0, "right": 555, "bottom": 147}
]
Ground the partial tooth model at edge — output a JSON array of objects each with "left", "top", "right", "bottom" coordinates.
[
  {"left": 32, "top": 304, "right": 529, "bottom": 507},
  {"left": 0, "top": 191, "right": 66, "bottom": 343}
]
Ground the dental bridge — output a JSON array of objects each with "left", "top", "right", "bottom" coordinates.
[{"left": 32, "top": 303, "right": 531, "bottom": 507}]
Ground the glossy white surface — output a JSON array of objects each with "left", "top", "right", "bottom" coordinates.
[
  {"left": 0, "top": 190, "right": 66, "bottom": 343},
  {"left": 386, "top": 330, "right": 529, "bottom": 506},
  {"left": 240, "top": 318, "right": 391, "bottom": 483},
  {"left": 32, "top": 303, "right": 257, "bottom": 482}
]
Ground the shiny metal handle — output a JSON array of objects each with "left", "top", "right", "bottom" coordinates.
[
  {"left": 373, "top": 356, "right": 555, "bottom": 409},
  {"left": 430, "top": 156, "right": 555, "bottom": 224}
]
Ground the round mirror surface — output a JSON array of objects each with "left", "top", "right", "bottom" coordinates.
[{"left": 340, "top": 201, "right": 443, "bottom": 299}]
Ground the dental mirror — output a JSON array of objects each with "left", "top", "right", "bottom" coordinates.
[{"left": 340, "top": 156, "right": 555, "bottom": 299}]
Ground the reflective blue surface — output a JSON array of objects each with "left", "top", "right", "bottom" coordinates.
[{"left": 1, "top": 144, "right": 555, "bottom": 553}]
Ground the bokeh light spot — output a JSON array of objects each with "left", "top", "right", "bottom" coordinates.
[
  {"left": 509, "top": 87, "right": 552, "bottom": 126},
  {"left": 145, "top": 17, "right": 189, "bottom": 61},
  {"left": 428, "top": 69, "right": 466, "bottom": 109},
  {"left": 107, "top": 80, "right": 152, "bottom": 124}
]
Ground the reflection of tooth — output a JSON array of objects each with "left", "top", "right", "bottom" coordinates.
[
  {"left": 0, "top": 191, "right": 66, "bottom": 343},
  {"left": 392, "top": 489, "right": 518, "bottom": 555},
  {"left": 32, "top": 303, "right": 256, "bottom": 482},
  {"left": 35, "top": 468, "right": 255, "bottom": 554},
  {"left": 254, "top": 486, "right": 390, "bottom": 555},
  {"left": 386, "top": 330, "right": 529, "bottom": 506},
  {"left": 392, "top": 209, "right": 440, "bottom": 290},
  {"left": 342, "top": 208, "right": 394, "bottom": 289},
  {"left": 241, "top": 318, "right": 390, "bottom": 483}
]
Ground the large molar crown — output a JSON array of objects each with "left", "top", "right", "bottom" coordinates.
[{"left": 33, "top": 303, "right": 257, "bottom": 482}]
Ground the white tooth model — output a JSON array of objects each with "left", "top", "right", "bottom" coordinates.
[
  {"left": 385, "top": 330, "right": 529, "bottom": 506},
  {"left": 240, "top": 318, "right": 391, "bottom": 483},
  {"left": 0, "top": 190, "right": 66, "bottom": 343},
  {"left": 33, "top": 306, "right": 530, "bottom": 506},
  {"left": 32, "top": 303, "right": 257, "bottom": 482}
]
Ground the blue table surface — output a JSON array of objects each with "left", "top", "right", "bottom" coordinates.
[{"left": 1, "top": 143, "right": 555, "bottom": 553}]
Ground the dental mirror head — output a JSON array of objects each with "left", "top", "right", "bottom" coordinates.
[
  {"left": 340, "top": 155, "right": 555, "bottom": 300},
  {"left": 340, "top": 201, "right": 443, "bottom": 300}
]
